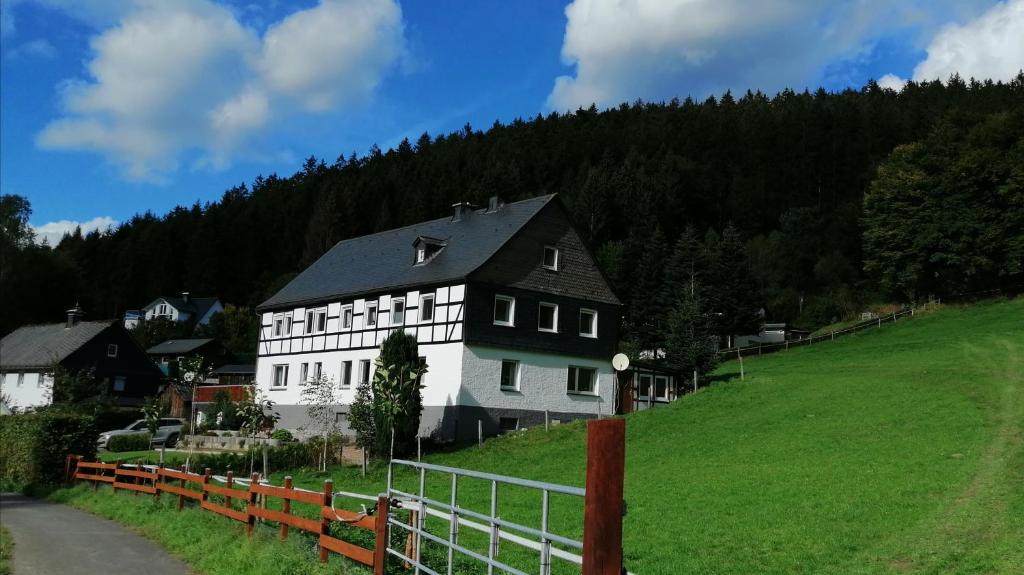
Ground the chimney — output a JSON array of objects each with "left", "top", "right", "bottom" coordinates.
[
  {"left": 486, "top": 196, "right": 503, "bottom": 213},
  {"left": 181, "top": 291, "right": 190, "bottom": 303},
  {"left": 451, "top": 202, "right": 474, "bottom": 222},
  {"left": 66, "top": 304, "right": 85, "bottom": 329}
]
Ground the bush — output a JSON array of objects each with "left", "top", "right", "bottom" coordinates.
[
  {"left": 270, "top": 429, "right": 294, "bottom": 442},
  {"left": 106, "top": 433, "right": 152, "bottom": 452},
  {"left": 0, "top": 412, "right": 97, "bottom": 490}
]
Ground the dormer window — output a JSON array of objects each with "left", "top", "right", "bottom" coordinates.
[
  {"left": 413, "top": 236, "right": 446, "bottom": 265},
  {"left": 543, "top": 246, "right": 559, "bottom": 271}
]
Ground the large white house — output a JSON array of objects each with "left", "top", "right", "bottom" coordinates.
[
  {"left": 255, "top": 195, "right": 622, "bottom": 442},
  {"left": 123, "top": 293, "right": 223, "bottom": 330}
]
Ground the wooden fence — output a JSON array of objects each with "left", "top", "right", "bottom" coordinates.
[{"left": 67, "top": 456, "right": 387, "bottom": 575}]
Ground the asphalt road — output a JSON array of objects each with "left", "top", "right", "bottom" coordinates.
[{"left": 0, "top": 492, "right": 191, "bottom": 575}]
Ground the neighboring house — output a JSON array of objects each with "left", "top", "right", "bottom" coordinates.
[
  {"left": 734, "top": 323, "right": 811, "bottom": 348},
  {"left": 123, "top": 292, "right": 223, "bottom": 329},
  {"left": 0, "top": 307, "right": 163, "bottom": 411},
  {"left": 255, "top": 195, "right": 621, "bottom": 441},
  {"left": 146, "top": 338, "right": 233, "bottom": 376},
  {"left": 211, "top": 364, "right": 255, "bottom": 386},
  {"left": 159, "top": 364, "right": 254, "bottom": 419}
]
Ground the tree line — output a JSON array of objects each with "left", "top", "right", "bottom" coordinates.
[{"left": 2, "top": 75, "right": 1022, "bottom": 373}]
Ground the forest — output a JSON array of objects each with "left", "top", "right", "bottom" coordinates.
[{"left": 2, "top": 75, "right": 1022, "bottom": 357}]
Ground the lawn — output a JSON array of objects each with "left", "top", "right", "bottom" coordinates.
[
  {"left": 51, "top": 298, "right": 1023, "bottom": 574},
  {"left": 99, "top": 449, "right": 190, "bottom": 464},
  {"left": 0, "top": 525, "right": 12, "bottom": 575}
]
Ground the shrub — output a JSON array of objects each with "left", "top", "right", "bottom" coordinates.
[
  {"left": 106, "top": 433, "right": 152, "bottom": 452},
  {"left": 0, "top": 412, "right": 97, "bottom": 490},
  {"left": 270, "top": 429, "right": 294, "bottom": 442}
]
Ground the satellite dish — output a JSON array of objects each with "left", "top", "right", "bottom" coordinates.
[{"left": 612, "top": 353, "right": 630, "bottom": 372}]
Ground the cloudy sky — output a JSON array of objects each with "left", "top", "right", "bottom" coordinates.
[{"left": 1, "top": 0, "right": 1021, "bottom": 243}]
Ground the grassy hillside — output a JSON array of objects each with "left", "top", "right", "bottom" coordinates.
[{"left": 52, "top": 299, "right": 1022, "bottom": 574}]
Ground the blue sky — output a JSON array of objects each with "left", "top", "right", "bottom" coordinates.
[{"left": 1, "top": 0, "right": 1021, "bottom": 244}]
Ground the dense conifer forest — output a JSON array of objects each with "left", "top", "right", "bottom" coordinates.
[{"left": 3, "top": 75, "right": 1022, "bottom": 351}]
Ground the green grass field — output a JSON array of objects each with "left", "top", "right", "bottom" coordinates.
[
  {"left": 51, "top": 298, "right": 1023, "bottom": 574},
  {"left": 0, "top": 525, "right": 12, "bottom": 575}
]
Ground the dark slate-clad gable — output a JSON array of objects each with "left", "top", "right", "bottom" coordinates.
[
  {"left": 259, "top": 195, "right": 560, "bottom": 310},
  {"left": 0, "top": 321, "right": 111, "bottom": 370}
]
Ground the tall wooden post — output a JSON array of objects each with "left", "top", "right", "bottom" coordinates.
[
  {"left": 225, "top": 471, "right": 234, "bottom": 509},
  {"left": 582, "top": 419, "right": 625, "bottom": 575},
  {"left": 200, "top": 468, "right": 211, "bottom": 504},
  {"left": 246, "top": 473, "right": 259, "bottom": 537},
  {"left": 319, "top": 480, "right": 333, "bottom": 563},
  {"left": 373, "top": 495, "right": 389, "bottom": 575},
  {"left": 281, "top": 476, "right": 293, "bottom": 540}
]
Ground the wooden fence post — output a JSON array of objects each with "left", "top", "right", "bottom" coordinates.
[
  {"left": 373, "top": 495, "right": 389, "bottom": 575},
  {"left": 281, "top": 476, "right": 293, "bottom": 540},
  {"left": 246, "top": 473, "right": 259, "bottom": 537},
  {"left": 201, "top": 468, "right": 211, "bottom": 504},
  {"left": 320, "top": 480, "right": 333, "bottom": 563},
  {"left": 582, "top": 418, "right": 625, "bottom": 575},
  {"left": 225, "top": 471, "right": 234, "bottom": 509},
  {"left": 155, "top": 464, "right": 163, "bottom": 500},
  {"left": 177, "top": 470, "right": 187, "bottom": 511}
]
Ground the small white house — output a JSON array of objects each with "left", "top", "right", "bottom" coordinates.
[
  {"left": 124, "top": 292, "right": 223, "bottom": 329},
  {"left": 255, "top": 195, "right": 622, "bottom": 442}
]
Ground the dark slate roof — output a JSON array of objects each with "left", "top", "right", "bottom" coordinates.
[
  {"left": 0, "top": 321, "right": 112, "bottom": 370},
  {"left": 144, "top": 296, "right": 220, "bottom": 319},
  {"left": 259, "top": 195, "right": 557, "bottom": 310},
  {"left": 146, "top": 338, "right": 215, "bottom": 355},
  {"left": 212, "top": 364, "right": 255, "bottom": 375}
]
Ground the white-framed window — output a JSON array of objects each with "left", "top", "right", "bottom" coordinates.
[
  {"left": 157, "top": 303, "right": 169, "bottom": 316},
  {"left": 315, "top": 308, "right": 327, "bottom": 333},
  {"left": 272, "top": 364, "right": 289, "bottom": 388},
  {"left": 420, "top": 294, "right": 435, "bottom": 322},
  {"left": 655, "top": 376, "right": 669, "bottom": 400},
  {"left": 305, "top": 309, "right": 314, "bottom": 334},
  {"left": 543, "top": 246, "right": 559, "bottom": 271},
  {"left": 16, "top": 373, "right": 24, "bottom": 387},
  {"left": 340, "top": 361, "right": 352, "bottom": 388},
  {"left": 416, "top": 246, "right": 426, "bottom": 263},
  {"left": 358, "top": 359, "right": 372, "bottom": 385},
  {"left": 284, "top": 315, "right": 292, "bottom": 336},
  {"left": 341, "top": 305, "right": 353, "bottom": 329},
  {"left": 106, "top": 344, "right": 119, "bottom": 358},
  {"left": 392, "top": 298, "right": 406, "bottom": 325},
  {"left": 299, "top": 363, "right": 309, "bottom": 383},
  {"left": 500, "top": 360, "right": 520, "bottom": 390},
  {"left": 273, "top": 314, "right": 284, "bottom": 337},
  {"left": 579, "top": 308, "right": 598, "bottom": 338},
  {"left": 638, "top": 374, "right": 652, "bottom": 399},
  {"left": 493, "top": 295, "right": 515, "bottom": 326},
  {"left": 365, "top": 302, "right": 378, "bottom": 327},
  {"left": 538, "top": 302, "right": 558, "bottom": 333},
  {"left": 566, "top": 366, "right": 597, "bottom": 395},
  {"left": 113, "top": 376, "right": 126, "bottom": 392},
  {"left": 313, "top": 362, "right": 323, "bottom": 380}
]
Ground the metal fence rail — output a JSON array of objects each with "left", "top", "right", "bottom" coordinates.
[{"left": 385, "top": 458, "right": 587, "bottom": 575}]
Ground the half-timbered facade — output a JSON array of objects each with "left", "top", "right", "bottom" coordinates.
[{"left": 255, "top": 195, "right": 621, "bottom": 442}]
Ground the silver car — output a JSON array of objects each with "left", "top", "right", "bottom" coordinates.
[{"left": 97, "top": 418, "right": 184, "bottom": 449}]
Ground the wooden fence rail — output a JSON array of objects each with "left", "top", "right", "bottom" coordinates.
[{"left": 65, "top": 456, "right": 387, "bottom": 574}]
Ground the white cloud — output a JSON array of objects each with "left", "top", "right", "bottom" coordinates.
[
  {"left": 5, "top": 38, "right": 56, "bottom": 58},
  {"left": 546, "top": 0, "right": 995, "bottom": 110},
  {"left": 33, "top": 216, "right": 118, "bottom": 246},
  {"left": 33, "top": 0, "right": 405, "bottom": 181},
  {"left": 877, "top": 73, "right": 908, "bottom": 91},
  {"left": 912, "top": 0, "right": 1024, "bottom": 82}
]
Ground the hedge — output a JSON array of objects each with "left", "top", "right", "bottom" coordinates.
[
  {"left": 106, "top": 433, "right": 152, "bottom": 452},
  {"left": 0, "top": 412, "right": 97, "bottom": 490}
]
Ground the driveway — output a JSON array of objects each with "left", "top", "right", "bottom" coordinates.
[{"left": 0, "top": 493, "right": 191, "bottom": 575}]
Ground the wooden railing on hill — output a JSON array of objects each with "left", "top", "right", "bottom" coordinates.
[{"left": 66, "top": 455, "right": 387, "bottom": 574}]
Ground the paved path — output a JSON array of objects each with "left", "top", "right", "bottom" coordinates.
[{"left": 0, "top": 493, "right": 191, "bottom": 575}]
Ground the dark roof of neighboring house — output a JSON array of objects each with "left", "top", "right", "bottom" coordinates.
[
  {"left": 0, "top": 321, "right": 112, "bottom": 370},
  {"left": 144, "top": 296, "right": 220, "bottom": 319},
  {"left": 260, "top": 195, "right": 557, "bottom": 310},
  {"left": 146, "top": 338, "right": 216, "bottom": 355},
  {"left": 212, "top": 364, "right": 255, "bottom": 375}
]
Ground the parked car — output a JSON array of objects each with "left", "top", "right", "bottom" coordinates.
[{"left": 97, "top": 418, "right": 184, "bottom": 449}]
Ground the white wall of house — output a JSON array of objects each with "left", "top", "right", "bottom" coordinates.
[
  {"left": 0, "top": 371, "right": 53, "bottom": 410},
  {"left": 459, "top": 345, "right": 614, "bottom": 416},
  {"left": 145, "top": 299, "right": 184, "bottom": 322}
]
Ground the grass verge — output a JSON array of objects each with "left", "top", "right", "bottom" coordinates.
[{"left": 0, "top": 525, "right": 12, "bottom": 575}]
